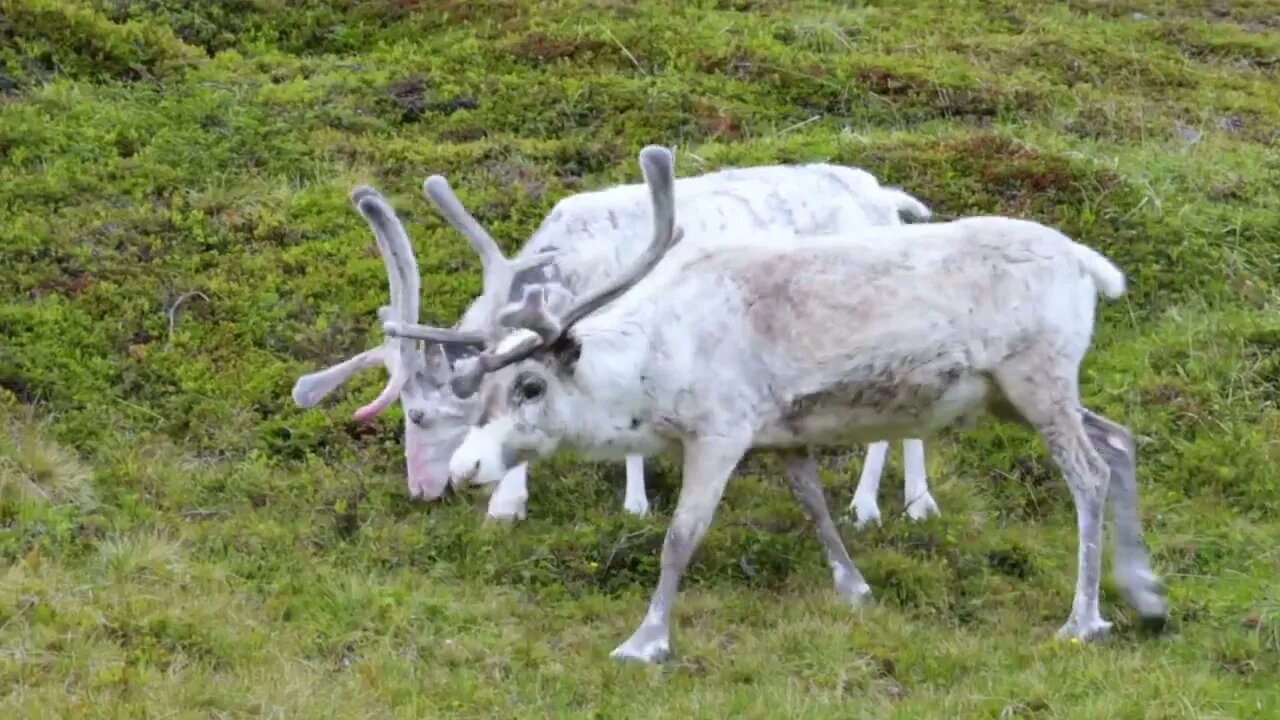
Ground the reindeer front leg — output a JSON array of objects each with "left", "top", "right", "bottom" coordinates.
[
  {"left": 486, "top": 463, "right": 530, "bottom": 521},
  {"left": 611, "top": 436, "right": 746, "bottom": 663}
]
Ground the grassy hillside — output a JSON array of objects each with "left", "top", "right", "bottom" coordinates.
[{"left": 3, "top": 0, "right": 1279, "bottom": 716}]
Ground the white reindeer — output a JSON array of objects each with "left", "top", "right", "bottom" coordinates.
[
  {"left": 292, "top": 153, "right": 940, "bottom": 526},
  {"left": 405, "top": 146, "right": 1168, "bottom": 663}
]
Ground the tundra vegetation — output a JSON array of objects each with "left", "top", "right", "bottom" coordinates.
[{"left": 2, "top": 0, "right": 1279, "bottom": 717}]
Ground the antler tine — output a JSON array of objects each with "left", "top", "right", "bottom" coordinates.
[
  {"left": 291, "top": 347, "right": 387, "bottom": 408},
  {"left": 422, "top": 175, "right": 561, "bottom": 308},
  {"left": 381, "top": 320, "right": 488, "bottom": 345},
  {"left": 422, "top": 175, "right": 503, "bottom": 271},
  {"left": 554, "top": 144, "right": 682, "bottom": 332},
  {"left": 351, "top": 186, "right": 419, "bottom": 325},
  {"left": 346, "top": 186, "right": 422, "bottom": 421}
]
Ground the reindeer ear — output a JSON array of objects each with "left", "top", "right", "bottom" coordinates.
[{"left": 550, "top": 334, "right": 582, "bottom": 372}]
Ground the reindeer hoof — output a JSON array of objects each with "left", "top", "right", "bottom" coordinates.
[
  {"left": 1117, "top": 568, "right": 1169, "bottom": 632},
  {"left": 1056, "top": 617, "right": 1113, "bottom": 642},
  {"left": 486, "top": 495, "right": 529, "bottom": 523},
  {"left": 838, "top": 581, "right": 874, "bottom": 608},
  {"left": 486, "top": 505, "right": 528, "bottom": 523},
  {"left": 848, "top": 501, "right": 881, "bottom": 530},
  {"left": 905, "top": 493, "right": 940, "bottom": 522},
  {"left": 611, "top": 624, "right": 671, "bottom": 664}
]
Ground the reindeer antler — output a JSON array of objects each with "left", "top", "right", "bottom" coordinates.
[
  {"left": 290, "top": 186, "right": 484, "bottom": 418},
  {"left": 347, "top": 187, "right": 423, "bottom": 421},
  {"left": 386, "top": 145, "right": 684, "bottom": 399},
  {"left": 496, "top": 282, "right": 574, "bottom": 342},
  {"left": 551, "top": 146, "right": 682, "bottom": 332}
]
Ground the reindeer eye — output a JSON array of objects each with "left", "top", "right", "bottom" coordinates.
[{"left": 515, "top": 374, "right": 546, "bottom": 402}]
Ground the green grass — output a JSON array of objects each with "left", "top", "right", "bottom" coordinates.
[{"left": 3, "top": 0, "right": 1280, "bottom": 716}]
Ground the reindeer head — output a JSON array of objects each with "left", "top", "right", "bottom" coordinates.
[
  {"left": 289, "top": 186, "right": 487, "bottom": 500},
  {"left": 379, "top": 145, "right": 684, "bottom": 490},
  {"left": 293, "top": 146, "right": 678, "bottom": 498}
]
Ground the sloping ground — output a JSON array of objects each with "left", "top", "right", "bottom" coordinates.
[{"left": 2, "top": 0, "right": 1279, "bottom": 716}]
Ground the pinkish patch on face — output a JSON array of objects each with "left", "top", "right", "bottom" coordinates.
[{"left": 405, "top": 425, "right": 449, "bottom": 500}]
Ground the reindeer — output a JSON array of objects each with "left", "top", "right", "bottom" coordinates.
[
  {"left": 388, "top": 146, "right": 1168, "bottom": 663},
  {"left": 292, "top": 154, "right": 940, "bottom": 526}
]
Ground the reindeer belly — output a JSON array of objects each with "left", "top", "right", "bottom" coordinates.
[{"left": 756, "top": 372, "right": 994, "bottom": 447}]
